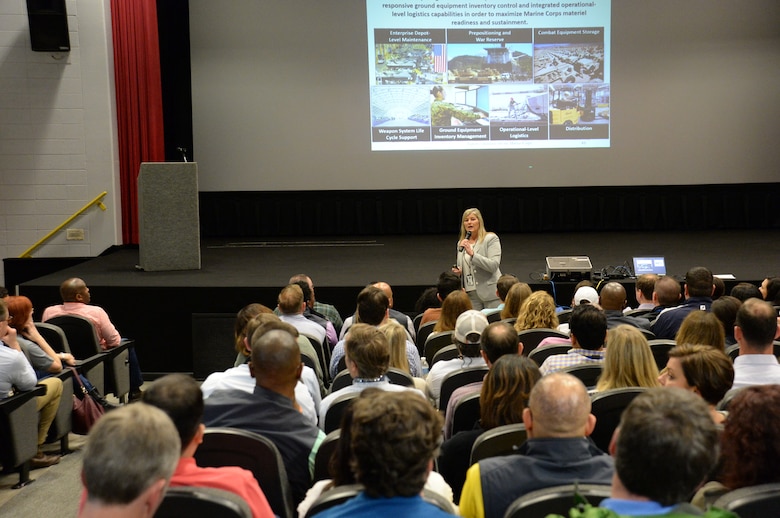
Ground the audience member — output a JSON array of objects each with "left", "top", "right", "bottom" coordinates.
[
  {"left": 599, "top": 282, "right": 651, "bottom": 330},
  {"left": 298, "top": 390, "right": 457, "bottom": 517},
  {"left": 549, "top": 388, "right": 733, "bottom": 518},
  {"left": 141, "top": 374, "right": 274, "bottom": 518},
  {"left": 0, "top": 299, "right": 63, "bottom": 468},
  {"left": 539, "top": 304, "right": 607, "bottom": 375},
  {"left": 79, "top": 403, "right": 180, "bottom": 518},
  {"left": 371, "top": 281, "right": 416, "bottom": 340},
  {"left": 732, "top": 298, "right": 780, "bottom": 388},
  {"left": 420, "top": 272, "right": 462, "bottom": 326},
  {"left": 203, "top": 329, "right": 325, "bottom": 504},
  {"left": 514, "top": 290, "right": 559, "bottom": 332},
  {"left": 711, "top": 295, "right": 741, "bottom": 346},
  {"left": 443, "top": 321, "right": 524, "bottom": 439},
  {"left": 729, "top": 282, "right": 762, "bottom": 302},
  {"left": 438, "top": 355, "right": 540, "bottom": 502},
  {"left": 289, "top": 273, "right": 343, "bottom": 333},
  {"left": 499, "top": 281, "right": 532, "bottom": 320},
  {"left": 652, "top": 266, "right": 714, "bottom": 339},
  {"left": 645, "top": 275, "right": 683, "bottom": 321},
  {"left": 42, "top": 277, "right": 144, "bottom": 400},
  {"left": 693, "top": 385, "right": 780, "bottom": 508},
  {"left": 426, "top": 310, "right": 489, "bottom": 406},
  {"left": 379, "top": 320, "right": 427, "bottom": 392},
  {"left": 313, "top": 390, "right": 453, "bottom": 517},
  {"left": 432, "top": 290, "right": 472, "bottom": 334},
  {"left": 287, "top": 279, "right": 338, "bottom": 349},
  {"left": 233, "top": 303, "right": 273, "bottom": 366},
  {"left": 759, "top": 276, "right": 780, "bottom": 305},
  {"left": 414, "top": 286, "right": 440, "bottom": 316},
  {"left": 277, "top": 284, "right": 328, "bottom": 347},
  {"left": 557, "top": 284, "right": 599, "bottom": 334},
  {"left": 319, "top": 324, "right": 422, "bottom": 426},
  {"left": 633, "top": 273, "right": 658, "bottom": 310},
  {"left": 6, "top": 295, "right": 75, "bottom": 376},
  {"left": 659, "top": 344, "right": 734, "bottom": 425},
  {"left": 201, "top": 315, "right": 321, "bottom": 424},
  {"left": 330, "top": 286, "right": 421, "bottom": 378},
  {"left": 675, "top": 310, "right": 726, "bottom": 351},
  {"left": 459, "top": 373, "right": 613, "bottom": 518},
  {"left": 482, "top": 274, "right": 519, "bottom": 317},
  {"left": 595, "top": 325, "right": 660, "bottom": 392},
  {"left": 712, "top": 276, "right": 726, "bottom": 300}
]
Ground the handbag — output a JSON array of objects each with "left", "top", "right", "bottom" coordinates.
[{"left": 69, "top": 367, "right": 106, "bottom": 434}]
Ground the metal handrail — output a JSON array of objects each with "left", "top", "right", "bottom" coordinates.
[{"left": 19, "top": 191, "right": 108, "bottom": 258}]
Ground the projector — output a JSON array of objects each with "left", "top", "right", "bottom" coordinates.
[{"left": 545, "top": 256, "right": 593, "bottom": 281}]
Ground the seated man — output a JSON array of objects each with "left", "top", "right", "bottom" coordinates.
[
  {"left": 313, "top": 389, "right": 453, "bottom": 517},
  {"left": 652, "top": 266, "right": 714, "bottom": 339},
  {"left": 203, "top": 329, "right": 324, "bottom": 504},
  {"left": 42, "top": 277, "right": 144, "bottom": 400},
  {"left": 277, "top": 284, "right": 328, "bottom": 347},
  {"left": 420, "top": 272, "right": 462, "bottom": 326},
  {"left": 549, "top": 388, "right": 736, "bottom": 518},
  {"left": 482, "top": 274, "right": 520, "bottom": 316},
  {"left": 459, "top": 373, "right": 613, "bottom": 518},
  {"left": 539, "top": 304, "right": 607, "bottom": 375},
  {"left": 142, "top": 374, "right": 274, "bottom": 518},
  {"left": 319, "top": 323, "right": 423, "bottom": 427},
  {"left": 732, "top": 297, "right": 780, "bottom": 388},
  {"left": 0, "top": 299, "right": 63, "bottom": 468},
  {"left": 79, "top": 403, "right": 181, "bottom": 518},
  {"left": 599, "top": 282, "right": 652, "bottom": 330}
]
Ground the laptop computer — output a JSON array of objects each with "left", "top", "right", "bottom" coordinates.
[{"left": 632, "top": 257, "right": 666, "bottom": 276}]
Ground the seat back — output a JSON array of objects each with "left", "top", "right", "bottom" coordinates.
[
  {"left": 45, "top": 314, "right": 102, "bottom": 357},
  {"left": 431, "top": 344, "right": 459, "bottom": 367},
  {"left": 528, "top": 344, "right": 572, "bottom": 367},
  {"left": 504, "top": 483, "right": 612, "bottom": 518},
  {"left": 36, "top": 322, "right": 106, "bottom": 395},
  {"left": 385, "top": 367, "right": 414, "bottom": 387},
  {"left": 561, "top": 363, "right": 603, "bottom": 389},
  {"left": 415, "top": 321, "right": 437, "bottom": 355},
  {"left": 424, "top": 331, "right": 455, "bottom": 363},
  {"left": 647, "top": 339, "right": 676, "bottom": 371},
  {"left": 517, "top": 328, "right": 569, "bottom": 356},
  {"left": 556, "top": 308, "right": 574, "bottom": 324},
  {"left": 638, "top": 327, "right": 656, "bottom": 340},
  {"left": 195, "top": 428, "right": 294, "bottom": 518},
  {"left": 470, "top": 423, "right": 527, "bottom": 465},
  {"left": 305, "top": 484, "right": 364, "bottom": 518},
  {"left": 451, "top": 392, "right": 481, "bottom": 436},
  {"left": 712, "top": 482, "right": 780, "bottom": 518},
  {"left": 717, "top": 386, "right": 746, "bottom": 411},
  {"left": 486, "top": 310, "right": 503, "bottom": 323},
  {"left": 323, "top": 392, "right": 360, "bottom": 433},
  {"left": 307, "top": 336, "right": 330, "bottom": 384},
  {"left": 439, "top": 367, "right": 489, "bottom": 411},
  {"left": 0, "top": 385, "right": 46, "bottom": 488},
  {"left": 589, "top": 387, "right": 647, "bottom": 453},
  {"left": 155, "top": 486, "right": 252, "bottom": 518},
  {"left": 329, "top": 370, "right": 352, "bottom": 394},
  {"left": 313, "top": 429, "right": 340, "bottom": 482}
]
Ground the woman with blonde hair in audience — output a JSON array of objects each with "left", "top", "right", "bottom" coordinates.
[
  {"left": 500, "top": 282, "right": 532, "bottom": 320},
  {"left": 432, "top": 290, "right": 472, "bottom": 333},
  {"left": 514, "top": 290, "right": 559, "bottom": 332},
  {"left": 595, "top": 325, "right": 660, "bottom": 392},
  {"left": 380, "top": 320, "right": 427, "bottom": 393},
  {"left": 233, "top": 302, "right": 273, "bottom": 366},
  {"left": 674, "top": 310, "right": 726, "bottom": 351},
  {"left": 658, "top": 343, "right": 734, "bottom": 425}
]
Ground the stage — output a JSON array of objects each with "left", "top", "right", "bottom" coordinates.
[{"left": 17, "top": 229, "right": 780, "bottom": 377}]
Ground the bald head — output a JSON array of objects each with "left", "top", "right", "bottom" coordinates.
[
  {"left": 372, "top": 282, "right": 394, "bottom": 307},
  {"left": 250, "top": 329, "right": 302, "bottom": 388},
  {"left": 524, "top": 373, "right": 592, "bottom": 438},
  {"left": 60, "top": 277, "right": 88, "bottom": 302},
  {"left": 599, "top": 282, "right": 626, "bottom": 311}
]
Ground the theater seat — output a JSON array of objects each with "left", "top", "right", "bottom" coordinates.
[
  {"left": 504, "top": 483, "right": 612, "bottom": 518},
  {"left": 154, "top": 486, "right": 252, "bottom": 518}
]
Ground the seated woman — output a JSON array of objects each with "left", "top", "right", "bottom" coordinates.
[
  {"left": 437, "top": 355, "right": 541, "bottom": 503},
  {"left": 499, "top": 282, "right": 532, "bottom": 321},
  {"left": 658, "top": 343, "right": 734, "bottom": 425},
  {"left": 595, "top": 325, "right": 660, "bottom": 392},
  {"left": 379, "top": 320, "right": 427, "bottom": 393},
  {"left": 675, "top": 310, "right": 726, "bottom": 351},
  {"left": 232, "top": 303, "right": 273, "bottom": 367},
  {"left": 297, "top": 389, "right": 457, "bottom": 517},
  {"left": 712, "top": 296, "right": 742, "bottom": 347},
  {"left": 431, "top": 290, "right": 472, "bottom": 335},
  {"left": 692, "top": 384, "right": 780, "bottom": 509},
  {"left": 514, "top": 291, "right": 559, "bottom": 333},
  {"left": 6, "top": 295, "right": 75, "bottom": 378}
]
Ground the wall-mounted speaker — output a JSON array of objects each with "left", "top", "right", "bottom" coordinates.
[{"left": 26, "top": 0, "right": 70, "bottom": 52}]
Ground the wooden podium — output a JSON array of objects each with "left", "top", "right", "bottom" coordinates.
[{"left": 137, "top": 162, "right": 201, "bottom": 271}]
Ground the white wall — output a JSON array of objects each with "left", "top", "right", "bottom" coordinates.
[{"left": 0, "top": 0, "right": 120, "bottom": 288}]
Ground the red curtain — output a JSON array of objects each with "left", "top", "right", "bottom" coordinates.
[{"left": 111, "top": 0, "right": 165, "bottom": 244}]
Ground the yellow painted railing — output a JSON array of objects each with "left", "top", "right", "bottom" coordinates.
[{"left": 19, "top": 191, "right": 108, "bottom": 258}]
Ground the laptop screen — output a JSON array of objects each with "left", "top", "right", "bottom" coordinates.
[{"left": 633, "top": 257, "right": 667, "bottom": 276}]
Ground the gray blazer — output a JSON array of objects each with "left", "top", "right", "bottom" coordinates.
[{"left": 456, "top": 232, "right": 502, "bottom": 304}]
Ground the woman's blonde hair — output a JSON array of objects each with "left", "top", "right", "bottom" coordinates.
[
  {"left": 675, "top": 310, "right": 725, "bottom": 351},
  {"left": 514, "top": 291, "right": 559, "bottom": 332},
  {"left": 458, "top": 208, "right": 488, "bottom": 243},
  {"left": 596, "top": 325, "right": 660, "bottom": 391},
  {"left": 379, "top": 320, "right": 410, "bottom": 373},
  {"left": 501, "top": 282, "right": 532, "bottom": 320},
  {"left": 434, "top": 290, "right": 472, "bottom": 333}
]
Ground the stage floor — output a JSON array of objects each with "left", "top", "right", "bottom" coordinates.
[{"left": 19, "top": 229, "right": 780, "bottom": 375}]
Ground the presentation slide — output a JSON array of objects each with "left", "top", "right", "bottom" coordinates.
[{"left": 367, "top": 2, "right": 611, "bottom": 150}]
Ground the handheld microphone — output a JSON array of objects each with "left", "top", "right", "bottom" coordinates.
[{"left": 458, "top": 230, "right": 472, "bottom": 252}]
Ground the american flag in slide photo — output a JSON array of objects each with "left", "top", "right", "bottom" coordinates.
[{"left": 433, "top": 44, "right": 446, "bottom": 73}]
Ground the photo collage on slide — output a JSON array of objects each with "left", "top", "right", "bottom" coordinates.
[{"left": 370, "top": 27, "right": 609, "bottom": 144}]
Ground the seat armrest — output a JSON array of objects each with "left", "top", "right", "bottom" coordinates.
[{"left": 0, "top": 385, "right": 47, "bottom": 414}]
